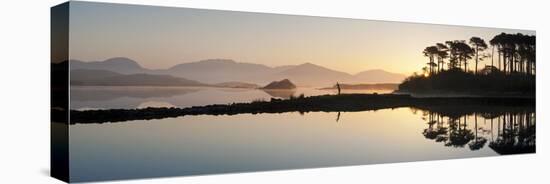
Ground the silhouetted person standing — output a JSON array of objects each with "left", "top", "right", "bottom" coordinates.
[{"left": 336, "top": 82, "right": 341, "bottom": 95}]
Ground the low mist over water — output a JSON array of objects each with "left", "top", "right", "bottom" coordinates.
[{"left": 70, "top": 86, "right": 393, "bottom": 110}]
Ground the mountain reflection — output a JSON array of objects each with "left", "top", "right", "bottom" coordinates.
[
  {"left": 419, "top": 110, "right": 535, "bottom": 155},
  {"left": 261, "top": 89, "right": 296, "bottom": 99}
]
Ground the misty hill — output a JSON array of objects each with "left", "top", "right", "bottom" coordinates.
[
  {"left": 70, "top": 57, "right": 146, "bottom": 74},
  {"left": 157, "top": 59, "right": 273, "bottom": 84},
  {"left": 95, "top": 74, "right": 206, "bottom": 86},
  {"left": 354, "top": 69, "right": 407, "bottom": 84},
  {"left": 271, "top": 63, "right": 353, "bottom": 86},
  {"left": 261, "top": 79, "right": 297, "bottom": 89},
  {"left": 70, "top": 69, "right": 121, "bottom": 81},
  {"left": 70, "top": 69, "right": 207, "bottom": 86},
  {"left": 71, "top": 58, "right": 406, "bottom": 87}
]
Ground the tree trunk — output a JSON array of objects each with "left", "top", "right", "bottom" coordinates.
[
  {"left": 475, "top": 46, "right": 479, "bottom": 75},
  {"left": 503, "top": 52, "right": 507, "bottom": 74},
  {"left": 431, "top": 56, "right": 436, "bottom": 75},
  {"left": 508, "top": 50, "right": 514, "bottom": 74},
  {"left": 521, "top": 57, "right": 527, "bottom": 74},
  {"left": 437, "top": 57, "right": 443, "bottom": 73},
  {"left": 464, "top": 58, "right": 468, "bottom": 72},
  {"left": 491, "top": 46, "right": 495, "bottom": 70},
  {"left": 498, "top": 48, "right": 502, "bottom": 71},
  {"left": 527, "top": 59, "right": 531, "bottom": 75}
]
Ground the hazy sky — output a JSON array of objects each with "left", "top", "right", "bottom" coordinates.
[{"left": 69, "top": 1, "right": 535, "bottom": 75}]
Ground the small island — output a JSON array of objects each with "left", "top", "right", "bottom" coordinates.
[
  {"left": 51, "top": 4, "right": 537, "bottom": 182},
  {"left": 64, "top": 33, "right": 536, "bottom": 125},
  {"left": 261, "top": 79, "right": 297, "bottom": 89}
]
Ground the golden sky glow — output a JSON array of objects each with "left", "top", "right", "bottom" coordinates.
[{"left": 69, "top": 2, "right": 535, "bottom": 75}]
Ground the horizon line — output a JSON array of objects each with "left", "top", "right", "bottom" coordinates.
[{"left": 69, "top": 57, "right": 408, "bottom": 76}]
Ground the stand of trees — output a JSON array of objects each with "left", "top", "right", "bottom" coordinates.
[
  {"left": 491, "top": 33, "right": 536, "bottom": 75},
  {"left": 399, "top": 32, "right": 535, "bottom": 94},
  {"left": 421, "top": 33, "right": 535, "bottom": 76}
]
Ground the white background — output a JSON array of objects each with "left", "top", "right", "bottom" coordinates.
[{"left": 0, "top": 0, "right": 548, "bottom": 183}]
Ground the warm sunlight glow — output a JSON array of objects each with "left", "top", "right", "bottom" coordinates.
[
  {"left": 55, "top": 2, "right": 536, "bottom": 182},
  {"left": 424, "top": 72, "right": 430, "bottom": 77},
  {"left": 68, "top": 2, "right": 534, "bottom": 75}
]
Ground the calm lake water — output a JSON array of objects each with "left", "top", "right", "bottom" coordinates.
[
  {"left": 69, "top": 86, "right": 393, "bottom": 110},
  {"left": 68, "top": 108, "right": 535, "bottom": 182}
]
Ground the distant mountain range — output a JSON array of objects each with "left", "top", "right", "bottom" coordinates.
[
  {"left": 70, "top": 69, "right": 207, "bottom": 86},
  {"left": 69, "top": 57, "right": 406, "bottom": 87},
  {"left": 70, "top": 57, "right": 147, "bottom": 74}
]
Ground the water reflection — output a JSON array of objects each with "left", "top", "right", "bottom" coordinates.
[
  {"left": 261, "top": 89, "right": 296, "bottom": 98},
  {"left": 420, "top": 111, "right": 535, "bottom": 154},
  {"left": 68, "top": 107, "right": 534, "bottom": 182}
]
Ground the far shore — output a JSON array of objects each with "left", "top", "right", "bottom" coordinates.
[
  {"left": 64, "top": 93, "right": 535, "bottom": 124},
  {"left": 318, "top": 83, "right": 399, "bottom": 91},
  {"left": 393, "top": 90, "right": 535, "bottom": 98}
]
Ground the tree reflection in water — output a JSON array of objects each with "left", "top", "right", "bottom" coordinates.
[{"left": 420, "top": 110, "right": 535, "bottom": 155}]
